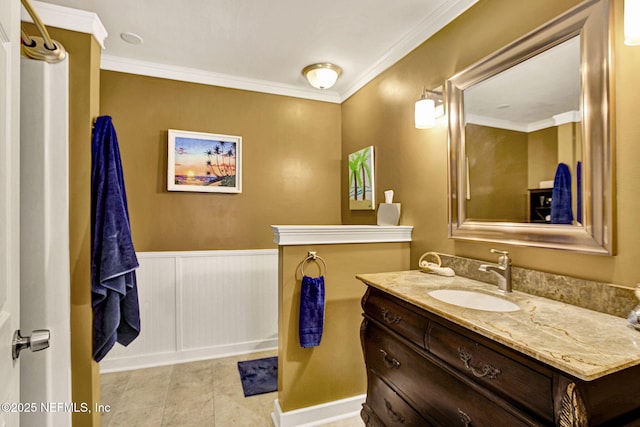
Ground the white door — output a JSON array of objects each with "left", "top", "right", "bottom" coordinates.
[
  {"left": 0, "top": 0, "right": 22, "bottom": 426},
  {"left": 20, "top": 57, "right": 71, "bottom": 427}
]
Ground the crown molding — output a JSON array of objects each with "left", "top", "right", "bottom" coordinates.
[
  {"left": 22, "top": 0, "right": 108, "bottom": 49},
  {"left": 339, "top": 0, "right": 479, "bottom": 102},
  {"left": 100, "top": 55, "right": 342, "bottom": 103},
  {"left": 25, "top": 0, "right": 477, "bottom": 103}
]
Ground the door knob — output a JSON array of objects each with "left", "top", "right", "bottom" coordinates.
[{"left": 12, "top": 329, "right": 50, "bottom": 360}]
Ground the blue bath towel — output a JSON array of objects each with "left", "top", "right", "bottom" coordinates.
[
  {"left": 550, "top": 162, "right": 573, "bottom": 224},
  {"left": 91, "top": 115, "right": 140, "bottom": 362},
  {"left": 576, "top": 161, "right": 582, "bottom": 224},
  {"left": 299, "top": 275, "right": 325, "bottom": 348}
]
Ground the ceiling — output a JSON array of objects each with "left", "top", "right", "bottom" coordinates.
[
  {"left": 33, "top": 0, "right": 478, "bottom": 102},
  {"left": 465, "top": 36, "right": 581, "bottom": 132}
]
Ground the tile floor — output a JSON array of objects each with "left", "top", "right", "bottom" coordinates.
[{"left": 100, "top": 350, "right": 364, "bottom": 427}]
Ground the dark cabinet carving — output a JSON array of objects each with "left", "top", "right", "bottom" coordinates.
[{"left": 360, "top": 286, "right": 640, "bottom": 426}]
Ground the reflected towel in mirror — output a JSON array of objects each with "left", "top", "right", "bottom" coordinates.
[{"left": 550, "top": 162, "right": 573, "bottom": 224}]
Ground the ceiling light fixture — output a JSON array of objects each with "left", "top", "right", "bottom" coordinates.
[
  {"left": 415, "top": 87, "right": 444, "bottom": 129},
  {"left": 302, "top": 63, "right": 342, "bottom": 90},
  {"left": 625, "top": 0, "right": 640, "bottom": 45},
  {"left": 120, "top": 32, "right": 144, "bottom": 45}
]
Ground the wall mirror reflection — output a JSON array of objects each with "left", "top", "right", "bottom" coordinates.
[
  {"left": 446, "top": 0, "right": 614, "bottom": 254},
  {"left": 464, "top": 36, "right": 581, "bottom": 225}
]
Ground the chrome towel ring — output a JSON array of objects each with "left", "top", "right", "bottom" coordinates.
[{"left": 301, "top": 251, "right": 327, "bottom": 277}]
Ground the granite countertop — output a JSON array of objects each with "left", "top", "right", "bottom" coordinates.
[{"left": 356, "top": 270, "right": 640, "bottom": 381}]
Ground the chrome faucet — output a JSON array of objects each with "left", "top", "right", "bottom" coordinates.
[{"left": 479, "top": 249, "right": 512, "bottom": 293}]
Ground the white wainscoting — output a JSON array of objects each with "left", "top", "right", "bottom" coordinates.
[{"left": 99, "top": 249, "right": 278, "bottom": 373}]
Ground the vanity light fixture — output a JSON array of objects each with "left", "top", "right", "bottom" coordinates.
[
  {"left": 625, "top": 0, "right": 640, "bottom": 45},
  {"left": 302, "top": 63, "right": 342, "bottom": 90},
  {"left": 415, "top": 87, "right": 444, "bottom": 129}
]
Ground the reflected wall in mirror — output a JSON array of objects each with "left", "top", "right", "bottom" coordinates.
[
  {"left": 464, "top": 37, "right": 582, "bottom": 224},
  {"left": 446, "top": 0, "right": 614, "bottom": 254}
]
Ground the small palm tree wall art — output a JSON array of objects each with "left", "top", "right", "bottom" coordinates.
[
  {"left": 348, "top": 146, "right": 375, "bottom": 210},
  {"left": 168, "top": 129, "right": 242, "bottom": 193}
]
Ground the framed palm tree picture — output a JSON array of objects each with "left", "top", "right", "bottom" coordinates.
[
  {"left": 348, "top": 146, "right": 375, "bottom": 210},
  {"left": 168, "top": 129, "right": 242, "bottom": 193}
]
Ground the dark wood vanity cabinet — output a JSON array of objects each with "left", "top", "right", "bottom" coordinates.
[{"left": 360, "top": 286, "right": 640, "bottom": 427}]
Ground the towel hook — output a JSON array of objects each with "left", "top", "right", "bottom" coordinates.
[{"left": 301, "top": 251, "right": 327, "bottom": 277}]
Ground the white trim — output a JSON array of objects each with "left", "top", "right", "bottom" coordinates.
[
  {"left": 100, "top": 249, "right": 278, "bottom": 373},
  {"left": 22, "top": 1, "right": 108, "bottom": 49},
  {"left": 340, "top": 0, "right": 480, "bottom": 101},
  {"left": 101, "top": 54, "right": 342, "bottom": 104},
  {"left": 271, "top": 225, "right": 413, "bottom": 246},
  {"left": 467, "top": 109, "right": 581, "bottom": 133},
  {"left": 100, "top": 339, "right": 277, "bottom": 373},
  {"left": 23, "top": 0, "right": 477, "bottom": 102},
  {"left": 101, "top": 0, "right": 478, "bottom": 103},
  {"left": 271, "top": 395, "right": 365, "bottom": 427},
  {"left": 553, "top": 110, "right": 581, "bottom": 125},
  {"left": 174, "top": 255, "right": 184, "bottom": 352},
  {"left": 136, "top": 248, "right": 278, "bottom": 259}
]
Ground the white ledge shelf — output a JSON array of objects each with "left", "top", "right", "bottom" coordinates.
[{"left": 271, "top": 225, "right": 413, "bottom": 246}]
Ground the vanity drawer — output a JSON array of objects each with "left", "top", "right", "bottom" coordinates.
[
  {"left": 364, "top": 288, "right": 429, "bottom": 348},
  {"left": 427, "top": 320, "right": 553, "bottom": 422},
  {"left": 365, "top": 322, "right": 543, "bottom": 427},
  {"left": 365, "top": 372, "right": 433, "bottom": 427}
]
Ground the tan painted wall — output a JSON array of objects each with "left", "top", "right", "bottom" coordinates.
[
  {"left": 100, "top": 72, "right": 342, "bottom": 252},
  {"left": 527, "top": 127, "right": 558, "bottom": 189},
  {"left": 277, "top": 243, "right": 410, "bottom": 411},
  {"left": 465, "top": 124, "right": 528, "bottom": 221},
  {"left": 342, "top": 0, "right": 640, "bottom": 288}
]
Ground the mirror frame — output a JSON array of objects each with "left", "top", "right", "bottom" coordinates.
[{"left": 446, "top": 0, "right": 614, "bottom": 255}]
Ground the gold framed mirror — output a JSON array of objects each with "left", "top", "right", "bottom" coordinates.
[{"left": 446, "top": 0, "right": 614, "bottom": 255}]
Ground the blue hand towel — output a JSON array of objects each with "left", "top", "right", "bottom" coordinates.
[
  {"left": 299, "top": 275, "right": 325, "bottom": 348},
  {"left": 550, "top": 162, "right": 573, "bottom": 224},
  {"left": 91, "top": 115, "right": 140, "bottom": 362}
]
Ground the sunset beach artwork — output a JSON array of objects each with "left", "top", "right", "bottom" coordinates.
[{"left": 168, "top": 129, "right": 242, "bottom": 193}]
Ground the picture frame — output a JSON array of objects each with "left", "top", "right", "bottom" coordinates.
[
  {"left": 168, "top": 129, "right": 242, "bottom": 193},
  {"left": 348, "top": 145, "right": 375, "bottom": 210}
]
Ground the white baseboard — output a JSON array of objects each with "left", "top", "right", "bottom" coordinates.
[
  {"left": 100, "top": 338, "right": 277, "bottom": 373},
  {"left": 271, "top": 395, "right": 365, "bottom": 427}
]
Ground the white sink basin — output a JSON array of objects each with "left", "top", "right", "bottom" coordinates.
[{"left": 428, "top": 289, "right": 520, "bottom": 312}]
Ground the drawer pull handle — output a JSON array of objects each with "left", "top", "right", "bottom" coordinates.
[
  {"left": 381, "top": 307, "right": 402, "bottom": 325},
  {"left": 458, "top": 409, "right": 472, "bottom": 427},
  {"left": 380, "top": 349, "right": 401, "bottom": 369},
  {"left": 384, "top": 398, "right": 406, "bottom": 424},
  {"left": 458, "top": 348, "right": 501, "bottom": 379}
]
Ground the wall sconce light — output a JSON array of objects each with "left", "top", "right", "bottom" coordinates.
[
  {"left": 625, "top": 0, "right": 640, "bottom": 45},
  {"left": 302, "top": 63, "right": 343, "bottom": 89},
  {"left": 415, "top": 87, "right": 444, "bottom": 129}
]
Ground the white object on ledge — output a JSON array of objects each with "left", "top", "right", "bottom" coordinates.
[
  {"left": 377, "top": 189, "right": 401, "bottom": 226},
  {"left": 271, "top": 225, "right": 413, "bottom": 245},
  {"left": 377, "top": 204, "right": 401, "bottom": 226}
]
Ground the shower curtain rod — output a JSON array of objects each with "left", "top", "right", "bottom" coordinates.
[{"left": 21, "top": 0, "right": 66, "bottom": 63}]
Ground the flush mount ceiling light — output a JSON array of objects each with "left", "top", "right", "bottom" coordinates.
[
  {"left": 415, "top": 87, "right": 444, "bottom": 129},
  {"left": 302, "top": 63, "right": 343, "bottom": 90},
  {"left": 625, "top": 0, "right": 640, "bottom": 45}
]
